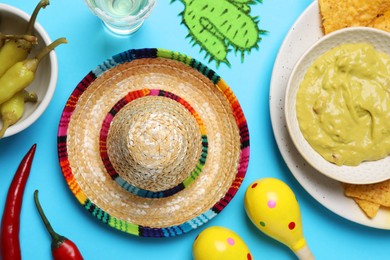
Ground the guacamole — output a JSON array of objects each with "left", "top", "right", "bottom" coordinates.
[{"left": 296, "top": 43, "right": 390, "bottom": 166}]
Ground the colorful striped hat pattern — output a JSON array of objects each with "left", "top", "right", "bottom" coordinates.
[{"left": 57, "top": 48, "right": 250, "bottom": 237}]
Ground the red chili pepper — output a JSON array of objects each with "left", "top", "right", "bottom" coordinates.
[
  {"left": 34, "top": 190, "right": 84, "bottom": 260},
  {"left": 0, "top": 144, "right": 37, "bottom": 260}
]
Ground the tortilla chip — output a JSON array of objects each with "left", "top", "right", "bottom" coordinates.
[
  {"left": 369, "top": 10, "right": 390, "bottom": 32},
  {"left": 352, "top": 198, "right": 381, "bottom": 218},
  {"left": 343, "top": 180, "right": 390, "bottom": 207},
  {"left": 318, "top": 0, "right": 390, "bottom": 34}
]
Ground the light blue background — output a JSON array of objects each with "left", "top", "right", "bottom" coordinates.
[{"left": 1, "top": 0, "right": 390, "bottom": 259}]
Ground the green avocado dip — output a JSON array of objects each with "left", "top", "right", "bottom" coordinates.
[{"left": 296, "top": 43, "right": 390, "bottom": 166}]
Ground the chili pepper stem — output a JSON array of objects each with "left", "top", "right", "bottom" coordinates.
[
  {"left": 34, "top": 190, "right": 63, "bottom": 243},
  {"left": 23, "top": 37, "right": 67, "bottom": 72},
  {"left": 26, "top": 0, "right": 50, "bottom": 35},
  {"left": 24, "top": 91, "right": 38, "bottom": 102},
  {"left": 34, "top": 190, "right": 84, "bottom": 260},
  {"left": 36, "top": 37, "right": 67, "bottom": 62}
]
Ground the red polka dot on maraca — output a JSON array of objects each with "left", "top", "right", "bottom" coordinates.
[{"left": 288, "top": 222, "right": 296, "bottom": 230}]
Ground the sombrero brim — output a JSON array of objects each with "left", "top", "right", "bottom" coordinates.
[{"left": 57, "top": 48, "right": 250, "bottom": 238}]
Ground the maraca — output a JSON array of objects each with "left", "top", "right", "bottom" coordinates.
[
  {"left": 192, "top": 226, "right": 253, "bottom": 260},
  {"left": 244, "top": 178, "right": 314, "bottom": 260}
]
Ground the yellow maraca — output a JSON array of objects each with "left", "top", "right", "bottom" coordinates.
[
  {"left": 192, "top": 226, "right": 253, "bottom": 260},
  {"left": 244, "top": 178, "right": 314, "bottom": 260}
]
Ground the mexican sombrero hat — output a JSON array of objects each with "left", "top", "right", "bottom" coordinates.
[{"left": 57, "top": 48, "right": 250, "bottom": 238}]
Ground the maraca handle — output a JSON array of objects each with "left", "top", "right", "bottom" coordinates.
[{"left": 294, "top": 245, "right": 315, "bottom": 260}]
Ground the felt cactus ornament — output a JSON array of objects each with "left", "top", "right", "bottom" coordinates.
[{"left": 172, "top": 0, "right": 266, "bottom": 66}]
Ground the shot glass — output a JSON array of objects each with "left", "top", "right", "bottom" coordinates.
[{"left": 83, "top": 0, "right": 156, "bottom": 35}]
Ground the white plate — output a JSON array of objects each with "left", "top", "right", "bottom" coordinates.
[{"left": 269, "top": 1, "right": 390, "bottom": 229}]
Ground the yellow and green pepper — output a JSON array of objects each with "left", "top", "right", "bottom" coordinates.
[
  {"left": 0, "top": 0, "right": 49, "bottom": 76},
  {"left": 0, "top": 37, "right": 67, "bottom": 106},
  {"left": 0, "top": 90, "right": 38, "bottom": 138}
]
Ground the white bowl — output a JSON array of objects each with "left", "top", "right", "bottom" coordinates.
[
  {"left": 285, "top": 26, "right": 390, "bottom": 184},
  {"left": 0, "top": 3, "right": 58, "bottom": 138}
]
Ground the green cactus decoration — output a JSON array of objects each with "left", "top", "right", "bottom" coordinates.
[{"left": 172, "top": 0, "right": 267, "bottom": 66}]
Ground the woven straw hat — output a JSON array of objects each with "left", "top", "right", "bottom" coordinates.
[{"left": 58, "top": 48, "right": 250, "bottom": 237}]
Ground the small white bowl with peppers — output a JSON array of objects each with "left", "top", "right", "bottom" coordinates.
[{"left": 0, "top": 3, "right": 61, "bottom": 138}]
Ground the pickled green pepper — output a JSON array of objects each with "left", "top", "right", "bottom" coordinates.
[
  {"left": 0, "top": 0, "right": 50, "bottom": 77},
  {"left": 0, "top": 37, "right": 67, "bottom": 105},
  {"left": 0, "top": 90, "right": 37, "bottom": 138}
]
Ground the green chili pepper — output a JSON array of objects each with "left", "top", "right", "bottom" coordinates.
[
  {"left": 0, "top": 0, "right": 50, "bottom": 77},
  {"left": 0, "top": 90, "right": 37, "bottom": 138},
  {"left": 0, "top": 37, "right": 67, "bottom": 106}
]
